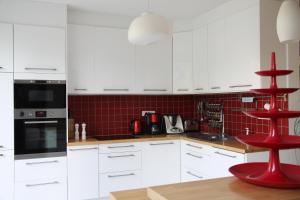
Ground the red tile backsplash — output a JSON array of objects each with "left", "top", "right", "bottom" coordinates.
[{"left": 68, "top": 93, "right": 289, "bottom": 137}]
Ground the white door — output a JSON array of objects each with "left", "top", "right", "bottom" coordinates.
[
  {"left": 94, "top": 27, "right": 135, "bottom": 94},
  {"left": 67, "top": 145, "right": 99, "bottom": 200},
  {"left": 173, "top": 32, "right": 193, "bottom": 94},
  {"left": 0, "top": 23, "right": 13, "bottom": 73},
  {"left": 0, "top": 150, "right": 14, "bottom": 200},
  {"left": 14, "top": 24, "right": 65, "bottom": 74},
  {"left": 193, "top": 27, "right": 209, "bottom": 93},
  {"left": 135, "top": 37, "right": 173, "bottom": 94},
  {"left": 68, "top": 24, "right": 97, "bottom": 94},
  {"left": 225, "top": 6, "right": 260, "bottom": 92},
  {"left": 0, "top": 73, "right": 13, "bottom": 150},
  {"left": 142, "top": 140, "right": 180, "bottom": 187}
]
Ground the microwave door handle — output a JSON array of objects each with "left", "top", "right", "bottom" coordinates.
[{"left": 24, "top": 121, "right": 58, "bottom": 124}]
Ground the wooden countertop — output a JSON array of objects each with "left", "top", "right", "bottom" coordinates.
[
  {"left": 68, "top": 134, "right": 265, "bottom": 154},
  {"left": 110, "top": 177, "right": 300, "bottom": 200}
]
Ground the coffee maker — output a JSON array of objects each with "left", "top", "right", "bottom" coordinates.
[
  {"left": 162, "top": 114, "right": 184, "bottom": 134},
  {"left": 143, "top": 112, "right": 161, "bottom": 134}
]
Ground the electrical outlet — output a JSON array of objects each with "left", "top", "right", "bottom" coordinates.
[
  {"left": 142, "top": 111, "right": 155, "bottom": 116},
  {"left": 242, "top": 97, "right": 255, "bottom": 103}
]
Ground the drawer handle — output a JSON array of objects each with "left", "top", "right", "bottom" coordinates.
[
  {"left": 69, "top": 147, "right": 98, "bottom": 151},
  {"left": 24, "top": 120, "right": 58, "bottom": 124},
  {"left": 0, "top": 145, "right": 4, "bottom": 148},
  {"left": 186, "top": 171, "right": 203, "bottom": 179},
  {"left": 0, "top": 66, "right": 4, "bottom": 69},
  {"left": 74, "top": 88, "right": 87, "bottom": 91},
  {"left": 214, "top": 151, "right": 237, "bottom": 158},
  {"left": 108, "top": 173, "right": 135, "bottom": 178},
  {"left": 25, "top": 67, "right": 57, "bottom": 71},
  {"left": 103, "top": 89, "right": 129, "bottom": 92},
  {"left": 229, "top": 84, "right": 252, "bottom": 88},
  {"left": 186, "top": 153, "right": 203, "bottom": 159},
  {"left": 177, "top": 89, "right": 189, "bottom": 92},
  {"left": 26, "top": 160, "right": 59, "bottom": 165},
  {"left": 150, "top": 142, "right": 174, "bottom": 146},
  {"left": 108, "top": 154, "right": 135, "bottom": 159},
  {"left": 194, "top": 88, "right": 204, "bottom": 91},
  {"left": 186, "top": 144, "right": 202, "bottom": 149},
  {"left": 143, "top": 89, "right": 167, "bottom": 92},
  {"left": 211, "top": 86, "right": 221, "bottom": 90},
  {"left": 26, "top": 181, "right": 59, "bottom": 187},
  {"left": 108, "top": 145, "right": 135, "bottom": 149},
  {"left": 0, "top": 154, "right": 4, "bottom": 157}
]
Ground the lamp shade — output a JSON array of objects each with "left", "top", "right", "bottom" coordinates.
[
  {"left": 128, "top": 12, "right": 172, "bottom": 45},
  {"left": 276, "top": 0, "right": 300, "bottom": 44}
]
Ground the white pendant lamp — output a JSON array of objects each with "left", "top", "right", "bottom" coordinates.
[
  {"left": 128, "top": 0, "right": 172, "bottom": 45},
  {"left": 276, "top": 0, "right": 300, "bottom": 44}
]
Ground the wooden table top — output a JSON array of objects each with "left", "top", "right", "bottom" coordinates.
[{"left": 109, "top": 188, "right": 149, "bottom": 200}]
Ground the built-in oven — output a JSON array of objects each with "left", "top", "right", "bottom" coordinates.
[{"left": 14, "top": 109, "right": 67, "bottom": 159}]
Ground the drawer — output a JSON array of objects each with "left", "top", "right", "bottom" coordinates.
[
  {"left": 99, "top": 151, "right": 141, "bottom": 173},
  {"left": 181, "top": 150, "right": 213, "bottom": 175},
  {"left": 99, "top": 170, "right": 141, "bottom": 198},
  {"left": 99, "top": 142, "right": 141, "bottom": 153},
  {"left": 15, "top": 177, "right": 67, "bottom": 200},
  {"left": 15, "top": 157, "right": 67, "bottom": 181},
  {"left": 181, "top": 140, "right": 212, "bottom": 155},
  {"left": 181, "top": 166, "right": 211, "bottom": 183}
]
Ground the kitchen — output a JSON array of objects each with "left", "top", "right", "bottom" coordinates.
[{"left": 0, "top": 0, "right": 300, "bottom": 200}]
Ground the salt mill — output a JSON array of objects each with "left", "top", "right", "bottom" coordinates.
[
  {"left": 75, "top": 123, "right": 80, "bottom": 140},
  {"left": 82, "top": 123, "right": 87, "bottom": 141}
]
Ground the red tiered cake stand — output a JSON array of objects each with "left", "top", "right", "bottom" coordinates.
[{"left": 229, "top": 52, "right": 300, "bottom": 188}]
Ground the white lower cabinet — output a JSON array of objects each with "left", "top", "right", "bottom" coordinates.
[
  {"left": 181, "top": 166, "right": 210, "bottom": 182},
  {"left": 0, "top": 150, "right": 14, "bottom": 200},
  {"left": 68, "top": 145, "right": 99, "bottom": 200}
]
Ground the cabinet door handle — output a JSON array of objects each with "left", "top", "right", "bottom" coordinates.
[
  {"left": 229, "top": 84, "right": 252, "bottom": 88},
  {"left": 108, "top": 173, "right": 135, "bottom": 178},
  {"left": 211, "top": 87, "right": 221, "bottom": 90},
  {"left": 144, "top": 89, "right": 168, "bottom": 92},
  {"left": 194, "top": 88, "right": 204, "bottom": 91},
  {"left": 0, "top": 154, "right": 4, "bottom": 157},
  {"left": 0, "top": 66, "right": 5, "bottom": 69},
  {"left": 177, "top": 89, "right": 189, "bottom": 92},
  {"left": 186, "top": 171, "right": 203, "bottom": 179},
  {"left": 26, "top": 181, "right": 59, "bottom": 187},
  {"left": 24, "top": 120, "right": 58, "bottom": 124},
  {"left": 186, "top": 144, "right": 202, "bottom": 149},
  {"left": 108, "top": 154, "right": 135, "bottom": 158},
  {"left": 26, "top": 160, "right": 59, "bottom": 165},
  {"left": 107, "top": 145, "right": 135, "bottom": 149},
  {"left": 0, "top": 145, "right": 4, "bottom": 149},
  {"left": 214, "top": 151, "right": 237, "bottom": 158},
  {"left": 25, "top": 67, "right": 57, "bottom": 71},
  {"left": 103, "top": 89, "right": 129, "bottom": 92},
  {"left": 186, "top": 153, "right": 203, "bottom": 159},
  {"left": 150, "top": 142, "right": 174, "bottom": 146},
  {"left": 74, "top": 88, "right": 87, "bottom": 91},
  {"left": 69, "top": 147, "right": 98, "bottom": 151}
]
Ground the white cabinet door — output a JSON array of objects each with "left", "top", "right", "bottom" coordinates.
[
  {"left": 173, "top": 32, "right": 193, "bottom": 94},
  {"left": 207, "top": 19, "right": 227, "bottom": 93},
  {"left": 68, "top": 145, "right": 99, "bottom": 200},
  {"left": 0, "top": 73, "right": 13, "bottom": 150},
  {"left": 0, "top": 23, "right": 13, "bottom": 73},
  {"left": 193, "top": 27, "right": 209, "bottom": 93},
  {"left": 225, "top": 6, "right": 260, "bottom": 92},
  {"left": 181, "top": 166, "right": 210, "bottom": 183},
  {"left": 68, "top": 24, "right": 97, "bottom": 94},
  {"left": 135, "top": 38, "right": 173, "bottom": 94},
  {"left": 94, "top": 27, "right": 135, "bottom": 94},
  {"left": 14, "top": 24, "right": 65, "bottom": 74},
  {"left": 0, "top": 150, "right": 14, "bottom": 200},
  {"left": 142, "top": 140, "right": 180, "bottom": 187}
]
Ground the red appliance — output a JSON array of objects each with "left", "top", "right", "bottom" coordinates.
[{"left": 130, "top": 120, "right": 141, "bottom": 134}]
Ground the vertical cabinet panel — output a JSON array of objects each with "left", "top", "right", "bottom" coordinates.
[
  {"left": 0, "top": 73, "right": 13, "bottom": 150},
  {"left": 68, "top": 24, "right": 97, "bottom": 94},
  {"left": 94, "top": 27, "right": 135, "bottom": 94},
  {"left": 0, "top": 150, "right": 14, "bottom": 200},
  {"left": 0, "top": 23, "right": 13, "bottom": 73},
  {"left": 173, "top": 32, "right": 193, "bottom": 94},
  {"left": 135, "top": 37, "right": 173, "bottom": 94},
  {"left": 68, "top": 145, "right": 99, "bottom": 200},
  {"left": 14, "top": 24, "right": 65, "bottom": 74}
]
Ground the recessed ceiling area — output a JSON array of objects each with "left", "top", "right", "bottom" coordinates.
[{"left": 31, "top": 0, "right": 231, "bottom": 20}]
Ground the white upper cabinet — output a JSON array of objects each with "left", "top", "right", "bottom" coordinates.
[
  {"left": 0, "top": 23, "right": 13, "bottom": 73},
  {"left": 135, "top": 37, "right": 173, "bottom": 94},
  {"left": 68, "top": 24, "right": 97, "bottom": 94},
  {"left": 193, "top": 27, "right": 209, "bottom": 93},
  {"left": 0, "top": 73, "right": 13, "bottom": 150},
  {"left": 14, "top": 24, "right": 65, "bottom": 74},
  {"left": 224, "top": 6, "right": 260, "bottom": 91},
  {"left": 173, "top": 32, "right": 193, "bottom": 94},
  {"left": 94, "top": 27, "right": 135, "bottom": 94}
]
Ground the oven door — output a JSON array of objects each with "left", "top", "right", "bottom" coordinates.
[
  {"left": 14, "top": 80, "right": 66, "bottom": 109},
  {"left": 15, "top": 118, "right": 66, "bottom": 159}
]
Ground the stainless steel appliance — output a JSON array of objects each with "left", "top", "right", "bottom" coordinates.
[
  {"left": 14, "top": 80, "right": 67, "bottom": 159},
  {"left": 162, "top": 114, "right": 184, "bottom": 134},
  {"left": 184, "top": 119, "right": 199, "bottom": 132}
]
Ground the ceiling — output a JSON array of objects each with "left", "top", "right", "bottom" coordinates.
[{"left": 31, "top": 0, "right": 231, "bottom": 20}]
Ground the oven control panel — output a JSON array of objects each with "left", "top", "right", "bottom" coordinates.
[{"left": 14, "top": 109, "right": 66, "bottom": 119}]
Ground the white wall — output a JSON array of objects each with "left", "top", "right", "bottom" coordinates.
[{"left": 0, "top": 0, "right": 67, "bottom": 27}]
